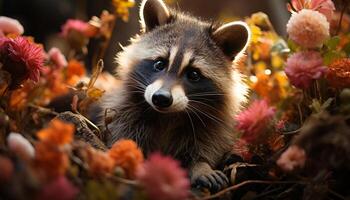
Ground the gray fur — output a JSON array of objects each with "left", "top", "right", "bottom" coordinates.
[{"left": 100, "top": 0, "right": 250, "bottom": 187}]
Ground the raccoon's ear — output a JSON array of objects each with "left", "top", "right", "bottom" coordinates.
[
  {"left": 140, "top": 0, "right": 171, "bottom": 32},
  {"left": 212, "top": 21, "right": 250, "bottom": 60}
]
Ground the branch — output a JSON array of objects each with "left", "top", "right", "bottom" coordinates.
[{"left": 201, "top": 180, "right": 306, "bottom": 200}]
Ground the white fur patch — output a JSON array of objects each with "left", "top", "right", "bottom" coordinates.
[
  {"left": 170, "top": 85, "right": 188, "bottom": 112},
  {"left": 144, "top": 79, "right": 163, "bottom": 106},
  {"left": 178, "top": 50, "right": 193, "bottom": 75},
  {"left": 167, "top": 46, "right": 179, "bottom": 72}
]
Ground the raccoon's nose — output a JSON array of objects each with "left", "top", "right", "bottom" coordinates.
[{"left": 152, "top": 90, "right": 173, "bottom": 108}]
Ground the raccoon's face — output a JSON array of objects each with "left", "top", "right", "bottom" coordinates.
[{"left": 117, "top": 0, "right": 250, "bottom": 114}]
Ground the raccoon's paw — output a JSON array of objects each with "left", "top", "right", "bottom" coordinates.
[{"left": 193, "top": 170, "right": 229, "bottom": 193}]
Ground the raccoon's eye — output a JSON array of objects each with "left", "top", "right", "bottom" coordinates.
[
  {"left": 153, "top": 60, "right": 166, "bottom": 72},
  {"left": 187, "top": 69, "right": 201, "bottom": 82}
]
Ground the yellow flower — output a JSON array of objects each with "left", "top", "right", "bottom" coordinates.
[
  {"left": 249, "top": 25, "right": 262, "bottom": 44},
  {"left": 112, "top": 0, "right": 135, "bottom": 22}
]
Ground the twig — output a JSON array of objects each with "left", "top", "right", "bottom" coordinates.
[
  {"left": 297, "top": 104, "right": 303, "bottom": 125},
  {"left": 69, "top": 153, "right": 89, "bottom": 170},
  {"left": 201, "top": 180, "right": 306, "bottom": 200},
  {"left": 283, "top": 128, "right": 301, "bottom": 135},
  {"left": 75, "top": 110, "right": 101, "bottom": 134},
  {"left": 28, "top": 103, "right": 58, "bottom": 115},
  {"left": 336, "top": 0, "right": 349, "bottom": 35},
  {"left": 111, "top": 176, "right": 139, "bottom": 186},
  {"left": 328, "top": 188, "right": 346, "bottom": 200},
  {"left": 189, "top": 191, "right": 202, "bottom": 200}
]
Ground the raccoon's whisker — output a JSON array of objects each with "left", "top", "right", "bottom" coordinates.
[
  {"left": 188, "top": 103, "right": 226, "bottom": 127},
  {"left": 133, "top": 71, "right": 151, "bottom": 85},
  {"left": 188, "top": 93, "right": 226, "bottom": 97},
  {"left": 127, "top": 76, "right": 147, "bottom": 88},
  {"left": 128, "top": 72, "right": 149, "bottom": 86},
  {"left": 143, "top": 106, "right": 152, "bottom": 115},
  {"left": 122, "top": 89, "right": 145, "bottom": 95},
  {"left": 184, "top": 109, "right": 197, "bottom": 147},
  {"left": 123, "top": 83, "right": 146, "bottom": 91},
  {"left": 189, "top": 100, "right": 225, "bottom": 114},
  {"left": 189, "top": 91, "right": 226, "bottom": 95},
  {"left": 186, "top": 106, "right": 206, "bottom": 128}
]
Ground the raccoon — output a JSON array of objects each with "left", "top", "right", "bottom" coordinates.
[{"left": 100, "top": 0, "right": 250, "bottom": 192}]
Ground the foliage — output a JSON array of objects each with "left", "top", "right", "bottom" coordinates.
[{"left": 1, "top": 0, "right": 350, "bottom": 199}]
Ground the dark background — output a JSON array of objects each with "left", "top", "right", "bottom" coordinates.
[{"left": 0, "top": 0, "right": 290, "bottom": 71}]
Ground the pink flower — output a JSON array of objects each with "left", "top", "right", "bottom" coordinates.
[
  {"left": 37, "top": 176, "right": 79, "bottom": 200},
  {"left": 275, "top": 119, "right": 286, "bottom": 131},
  {"left": 48, "top": 47, "right": 67, "bottom": 69},
  {"left": 277, "top": 145, "right": 306, "bottom": 171},
  {"left": 61, "top": 19, "right": 89, "bottom": 38},
  {"left": 287, "top": 9, "right": 330, "bottom": 48},
  {"left": 288, "top": 0, "right": 335, "bottom": 22},
  {"left": 0, "top": 16, "right": 24, "bottom": 36},
  {"left": 0, "top": 37, "right": 44, "bottom": 89},
  {"left": 285, "top": 51, "right": 328, "bottom": 89},
  {"left": 136, "top": 153, "right": 190, "bottom": 200},
  {"left": 235, "top": 99, "right": 275, "bottom": 143},
  {"left": 7, "top": 132, "right": 35, "bottom": 161}
]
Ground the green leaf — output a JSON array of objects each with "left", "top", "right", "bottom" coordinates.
[
  {"left": 343, "top": 43, "right": 350, "bottom": 56},
  {"left": 310, "top": 98, "right": 333, "bottom": 113},
  {"left": 84, "top": 180, "right": 119, "bottom": 200},
  {"left": 323, "top": 50, "right": 342, "bottom": 65},
  {"left": 287, "top": 39, "right": 299, "bottom": 53},
  {"left": 325, "top": 36, "right": 340, "bottom": 50},
  {"left": 320, "top": 98, "right": 333, "bottom": 110}
]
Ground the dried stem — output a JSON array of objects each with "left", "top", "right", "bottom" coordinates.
[
  {"left": 111, "top": 176, "right": 139, "bottom": 186},
  {"left": 336, "top": 0, "right": 349, "bottom": 35},
  {"left": 28, "top": 103, "right": 59, "bottom": 116},
  {"left": 201, "top": 180, "right": 307, "bottom": 200}
]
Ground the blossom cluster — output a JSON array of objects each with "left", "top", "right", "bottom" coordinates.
[{"left": 0, "top": 0, "right": 350, "bottom": 199}]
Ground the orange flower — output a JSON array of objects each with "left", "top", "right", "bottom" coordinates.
[
  {"left": 34, "top": 119, "right": 74, "bottom": 180},
  {"left": 34, "top": 142, "right": 70, "bottom": 180},
  {"left": 108, "top": 139, "right": 144, "bottom": 178},
  {"left": 9, "top": 88, "right": 28, "bottom": 110},
  {"left": 50, "top": 73, "right": 69, "bottom": 95},
  {"left": 86, "top": 147, "right": 115, "bottom": 177},
  {"left": 8, "top": 81, "right": 34, "bottom": 110},
  {"left": 66, "top": 59, "right": 86, "bottom": 85},
  {"left": 252, "top": 72, "right": 288, "bottom": 104},
  {"left": 37, "top": 119, "right": 75, "bottom": 146},
  {"left": 326, "top": 58, "right": 350, "bottom": 88}
]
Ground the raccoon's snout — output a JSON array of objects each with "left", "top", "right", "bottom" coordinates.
[
  {"left": 144, "top": 80, "right": 188, "bottom": 113},
  {"left": 152, "top": 90, "right": 173, "bottom": 108}
]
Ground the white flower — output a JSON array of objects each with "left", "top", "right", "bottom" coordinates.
[
  {"left": 7, "top": 133, "right": 35, "bottom": 160},
  {"left": 287, "top": 9, "right": 330, "bottom": 48}
]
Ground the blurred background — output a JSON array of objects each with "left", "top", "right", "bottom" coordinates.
[{"left": 0, "top": 0, "right": 290, "bottom": 71}]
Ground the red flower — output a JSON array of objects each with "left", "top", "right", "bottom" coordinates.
[
  {"left": 235, "top": 99, "right": 275, "bottom": 143},
  {"left": 37, "top": 176, "right": 79, "bottom": 200},
  {"left": 326, "top": 58, "right": 350, "bottom": 88},
  {"left": 136, "top": 153, "right": 190, "bottom": 200},
  {"left": 0, "top": 37, "right": 44, "bottom": 89}
]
